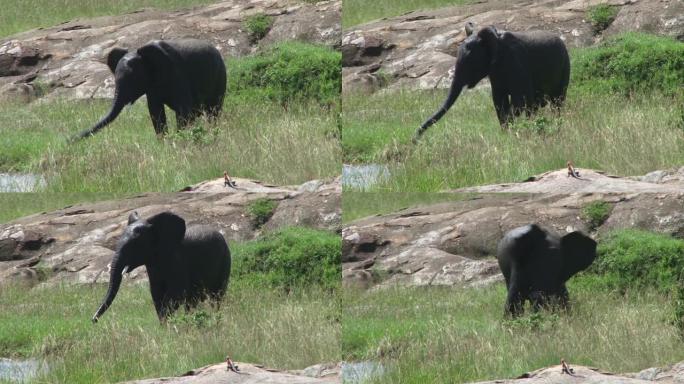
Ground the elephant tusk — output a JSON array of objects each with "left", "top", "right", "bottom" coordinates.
[{"left": 121, "top": 266, "right": 129, "bottom": 275}]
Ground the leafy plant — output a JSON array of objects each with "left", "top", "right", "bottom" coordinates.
[
  {"left": 228, "top": 41, "right": 341, "bottom": 106},
  {"left": 573, "top": 33, "right": 684, "bottom": 97},
  {"left": 243, "top": 13, "right": 273, "bottom": 42},
  {"left": 587, "top": 4, "right": 618, "bottom": 34},
  {"left": 580, "top": 201, "right": 613, "bottom": 230},
  {"left": 671, "top": 270, "right": 684, "bottom": 338},
  {"left": 588, "top": 229, "right": 684, "bottom": 293},
  {"left": 233, "top": 227, "right": 341, "bottom": 291},
  {"left": 247, "top": 198, "right": 278, "bottom": 228}
]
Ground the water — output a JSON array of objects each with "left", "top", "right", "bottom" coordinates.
[
  {"left": 341, "top": 361, "right": 385, "bottom": 383},
  {"left": 0, "top": 358, "right": 47, "bottom": 382},
  {"left": 0, "top": 173, "right": 46, "bottom": 192},
  {"left": 342, "top": 164, "right": 390, "bottom": 189}
]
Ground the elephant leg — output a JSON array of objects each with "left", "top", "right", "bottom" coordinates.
[
  {"left": 492, "top": 86, "right": 512, "bottom": 127},
  {"left": 505, "top": 275, "right": 528, "bottom": 317},
  {"left": 558, "top": 285, "right": 570, "bottom": 311},
  {"left": 149, "top": 283, "right": 169, "bottom": 321},
  {"left": 147, "top": 94, "right": 168, "bottom": 135}
]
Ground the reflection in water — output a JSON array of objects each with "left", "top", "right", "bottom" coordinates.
[
  {"left": 342, "top": 164, "right": 390, "bottom": 190},
  {"left": 341, "top": 361, "right": 385, "bottom": 383},
  {"left": 0, "top": 358, "right": 48, "bottom": 382},
  {"left": 0, "top": 173, "right": 46, "bottom": 192}
]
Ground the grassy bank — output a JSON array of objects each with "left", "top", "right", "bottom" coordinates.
[
  {"left": 342, "top": 0, "right": 474, "bottom": 27},
  {"left": 343, "top": 283, "right": 684, "bottom": 383},
  {"left": 342, "top": 191, "right": 474, "bottom": 223},
  {"left": 0, "top": 227, "right": 341, "bottom": 383},
  {"left": 342, "top": 33, "right": 684, "bottom": 192},
  {"left": 0, "top": 42, "right": 341, "bottom": 193},
  {"left": 0, "top": 0, "right": 218, "bottom": 37}
]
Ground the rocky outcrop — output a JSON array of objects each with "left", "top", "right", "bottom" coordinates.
[
  {"left": 0, "top": 0, "right": 340, "bottom": 102},
  {"left": 0, "top": 177, "right": 340, "bottom": 287},
  {"left": 342, "top": 0, "right": 683, "bottom": 93},
  {"left": 120, "top": 362, "right": 340, "bottom": 384},
  {"left": 470, "top": 360, "right": 684, "bottom": 383},
  {"left": 343, "top": 192, "right": 684, "bottom": 289},
  {"left": 453, "top": 167, "right": 684, "bottom": 194}
]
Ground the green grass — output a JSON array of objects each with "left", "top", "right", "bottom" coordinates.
[
  {"left": 0, "top": 0, "right": 218, "bottom": 37},
  {"left": 342, "top": 0, "right": 474, "bottom": 27},
  {"left": 580, "top": 201, "right": 613, "bottom": 230},
  {"left": 343, "top": 283, "right": 684, "bottom": 383},
  {"left": 0, "top": 227, "right": 341, "bottom": 383},
  {"left": 587, "top": 4, "right": 619, "bottom": 34},
  {"left": 244, "top": 13, "right": 273, "bottom": 42},
  {"left": 0, "top": 193, "right": 119, "bottom": 224},
  {"left": 342, "top": 87, "right": 684, "bottom": 191},
  {"left": 247, "top": 198, "right": 278, "bottom": 228},
  {"left": 233, "top": 227, "right": 341, "bottom": 292}
]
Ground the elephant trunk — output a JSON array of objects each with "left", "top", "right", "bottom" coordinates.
[
  {"left": 92, "top": 258, "right": 126, "bottom": 323},
  {"left": 70, "top": 88, "right": 126, "bottom": 142},
  {"left": 413, "top": 75, "right": 465, "bottom": 142}
]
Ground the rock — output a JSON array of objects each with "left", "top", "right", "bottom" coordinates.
[
  {"left": 119, "top": 361, "right": 340, "bottom": 383},
  {"left": 453, "top": 168, "right": 684, "bottom": 194},
  {"left": 342, "top": 0, "right": 683, "bottom": 92},
  {"left": 0, "top": 178, "right": 340, "bottom": 287},
  {"left": 0, "top": 0, "right": 341, "bottom": 102},
  {"left": 343, "top": 191, "right": 684, "bottom": 289},
  {"left": 470, "top": 360, "right": 684, "bottom": 383}
]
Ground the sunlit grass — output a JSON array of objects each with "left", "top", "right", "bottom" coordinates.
[{"left": 342, "top": 0, "right": 474, "bottom": 27}]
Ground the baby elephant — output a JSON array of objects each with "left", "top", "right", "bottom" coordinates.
[
  {"left": 73, "top": 39, "right": 226, "bottom": 141},
  {"left": 92, "top": 211, "right": 231, "bottom": 322},
  {"left": 496, "top": 224, "right": 596, "bottom": 317}
]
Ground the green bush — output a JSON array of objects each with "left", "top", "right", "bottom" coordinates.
[
  {"left": 672, "top": 271, "right": 684, "bottom": 338},
  {"left": 228, "top": 41, "right": 341, "bottom": 106},
  {"left": 588, "top": 229, "right": 684, "bottom": 293},
  {"left": 247, "top": 198, "right": 278, "bottom": 228},
  {"left": 244, "top": 13, "right": 273, "bottom": 42},
  {"left": 572, "top": 33, "right": 684, "bottom": 97},
  {"left": 587, "top": 4, "right": 618, "bottom": 33},
  {"left": 232, "top": 227, "right": 341, "bottom": 291},
  {"left": 581, "top": 201, "right": 613, "bottom": 230}
]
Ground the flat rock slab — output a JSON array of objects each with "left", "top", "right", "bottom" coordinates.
[
  {"left": 0, "top": 0, "right": 341, "bottom": 102},
  {"left": 343, "top": 191, "right": 684, "bottom": 289},
  {"left": 453, "top": 168, "right": 684, "bottom": 194},
  {"left": 342, "top": 0, "right": 683, "bottom": 93},
  {"left": 0, "top": 178, "right": 340, "bottom": 287},
  {"left": 471, "top": 361, "right": 684, "bottom": 383},
  {"left": 121, "top": 362, "right": 340, "bottom": 384}
]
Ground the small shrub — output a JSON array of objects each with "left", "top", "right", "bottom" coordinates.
[
  {"left": 589, "top": 229, "right": 684, "bottom": 293},
  {"left": 572, "top": 33, "right": 684, "bottom": 97},
  {"left": 228, "top": 41, "right": 341, "bottom": 106},
  {"left": 243, "top": 13, "right": 273, "bottom": 42},
  {"left": 247, "top": 198, "right": 278, "bottom": 228},
  {"left": 587, "top": 4, "right": 618, "bottom": 34},
  {"left": 233, "top": 227, "right": 341, "bottom": 291},
  {"left": 580, "top": 201, "right": 613, "bottom": 230}
]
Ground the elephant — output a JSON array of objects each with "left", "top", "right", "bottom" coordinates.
[
  {"left": 496, "top": 224, "right": 596, "bottom": 317},
  {"left": 72, "top": 39, "right": 227, "bottom": 141},
  {"left": 413, "top": 24, "right": 570, "bottom": 142},
  {"left": 92, "top": 211, "right": 231, "bottom": 322}
]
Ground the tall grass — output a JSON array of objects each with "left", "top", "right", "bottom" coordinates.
[
  {"left": 343, "top": 283, "right": 684, "bottom": 383},
  {"left": 0, "top": 0, "right": 218, "bottom": 37},
  {"left": 0, "top": 283, "right": 340, "bottom": 383},
  {"left": 342, "top": 0, "right": 474, "bottom": 27},
  {"left": 342, "top": 88, "right": 684, "bottom": 191}
]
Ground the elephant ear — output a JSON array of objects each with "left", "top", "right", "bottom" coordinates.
[
  {"left": 137, "top": 41, "right": 174, "bottom": 86},
  {"left": 477, "top": 26, "right": 500, "bottom": 67},
  {"left": 560, "top": 231, "right": 597, "bottom": 282},
  {"left": 106, "top": 47, "right": 128, "bottom": 73},
  {"left": 146, "top": 211, "right": 186, "bottom": 258},
  {"left": 465, "top": 22, "right": 475, "bottom": 36},
  {"left": 128, "top": 211, "right": 140, "bottom": 224}
]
